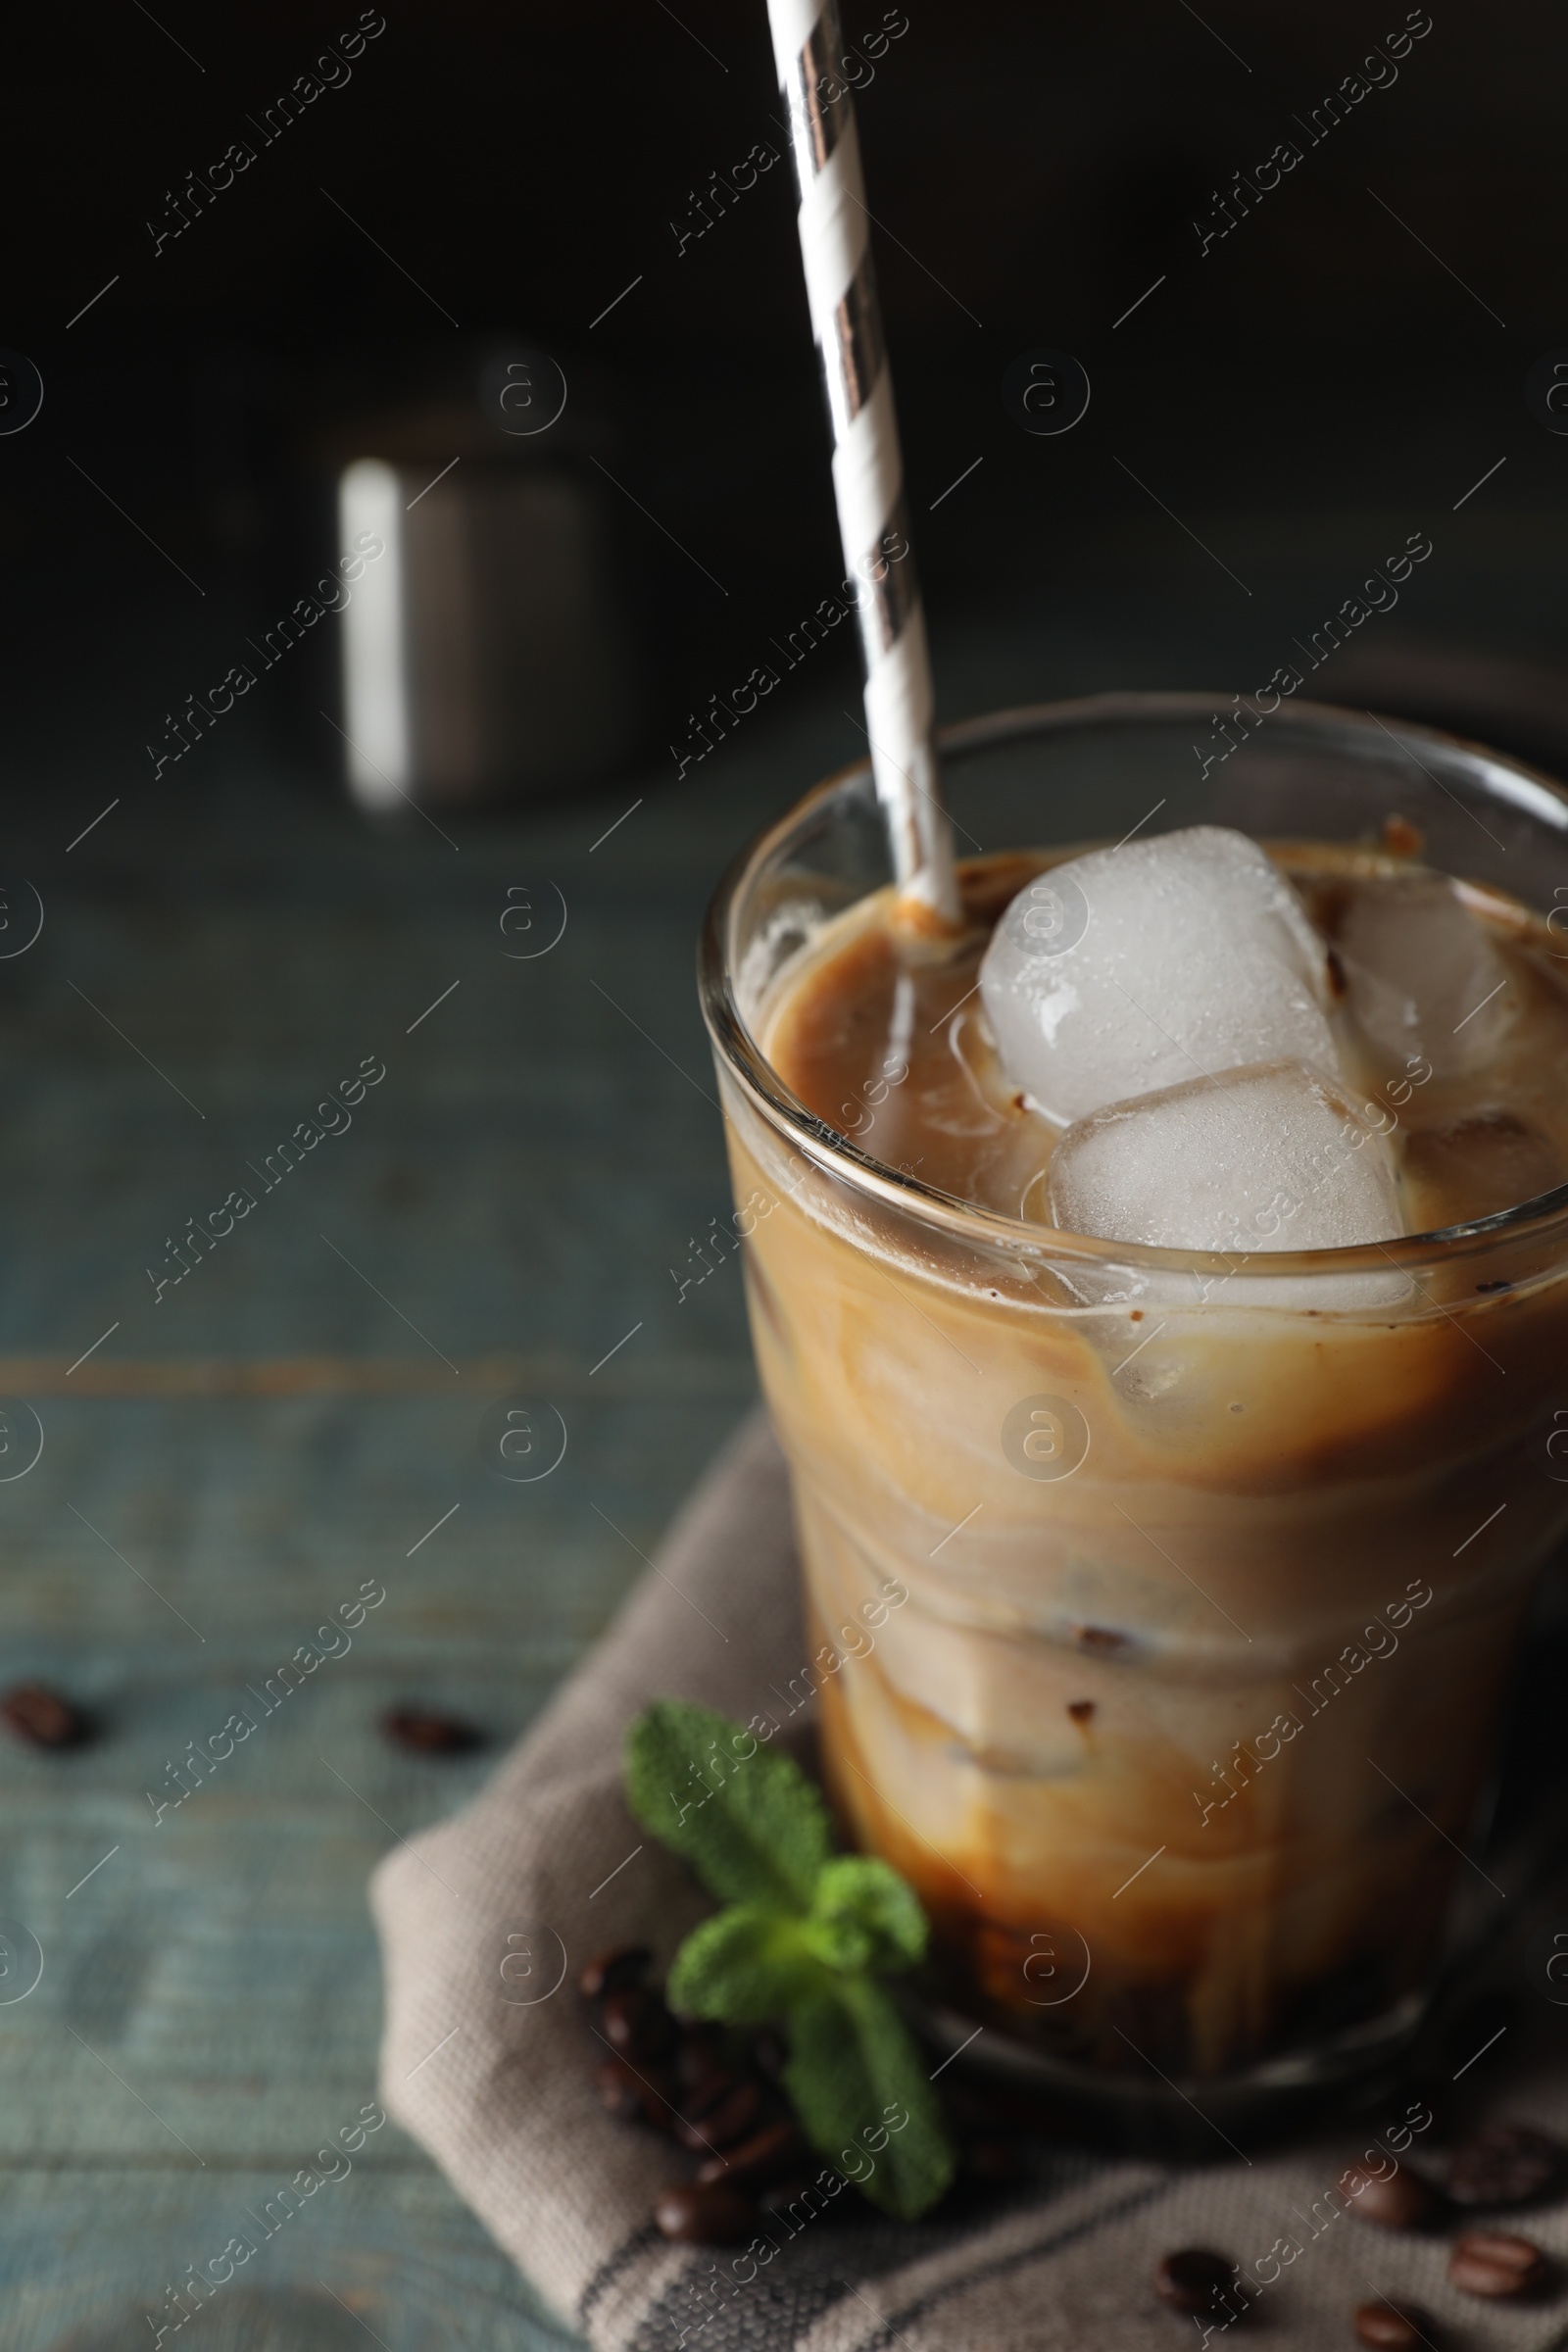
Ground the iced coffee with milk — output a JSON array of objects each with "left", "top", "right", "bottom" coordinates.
[{"left": 705, "top": 757, "right": 1568, "bottom": 2098}]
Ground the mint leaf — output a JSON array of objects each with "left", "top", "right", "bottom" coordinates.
[
  {"left": 783, "top": 1979, "right": 956, "bottom": 2221},
  {"left": 807, "top": 1855, "right": 928, "bottom": 1975},
  {"left": 625, "top": 1699, "right": 959, "bottom": 2222},
  {"left": 623, "top": 1700, "right": 831, "bottom": 1910},
  {"left": 667, "top": 1905, "right": 832, "bottom": 2022}
]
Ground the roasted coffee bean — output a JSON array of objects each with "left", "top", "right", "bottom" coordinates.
[
  {"left": 595, "top": 2056, "right": 673, "bottom": 2132},
  {"left": 1348, "top": 2168, "right": 1434, "bottom": 2230},
  {"left": 654, "top": 2181, "right": 760, "bottom": 2245},
  {"left": 1447, "top": 2122, "right": 1565, "bottom": 2209},
  {"left": 603, "top": 1985, "right": 676, "bottom": 2063},
  {"left": 1153, "top": 2249, "right": 1237, "bottom": 2315},
  {"left": 2, "top": 1683, "right": 90, "bottom": 1749},
  {"left": 595, "top": 2056, "right": 645, "bottom": 2124},
  {"left": 676, "top": 2075, "right": 761, "bottom": 2152},
  {"left": 676, "top": 2023, "right": 728, "bottom": 2090},
  {"left": 697, "top": 2121, "right": 805, "bottom": 2189},
  {"left": 683, "top": 2066, "right": 742, "bottom": 2116},
  {"left": 1352, "top": 2300, "right": 1440, "bottom": 2349},
  {"left": 578, "top": 1946, "right": 650, "bottom": 2000},
  {"left": 638, "top": 1994, "right": 679, "bottom": 2059},
  {"left": 380, "top": 1706, "right": 482, "bottom": 1754},
  {"left": 1447, "top": 2230, "right": 1548, "bottom": 2299}
]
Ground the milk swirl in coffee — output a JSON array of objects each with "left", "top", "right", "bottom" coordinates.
[{"left": 728, "top": 825, "right": 1568, "bottom": 2078}]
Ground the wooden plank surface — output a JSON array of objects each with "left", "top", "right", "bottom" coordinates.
[{"left": 0, "top": 697, "right": 862, "bottom": 2346}]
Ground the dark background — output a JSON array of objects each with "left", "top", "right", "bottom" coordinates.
[
  {"left": 2, "top": 9, "right": 1567, "bottom": 2337},
  {"left": 8, "top": 0, "right": 1568, "bottom": 804}
]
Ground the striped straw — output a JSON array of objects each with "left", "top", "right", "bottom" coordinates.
[{"left": 766, "top": 0, "right": 961, "bottom": 930}]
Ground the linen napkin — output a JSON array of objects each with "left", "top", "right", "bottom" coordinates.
[{"left": 371, "top": 1411, "right": 1568, "bottom": 2351}]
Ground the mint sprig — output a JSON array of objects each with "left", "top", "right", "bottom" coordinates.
[{"left": 623, "top": 1698, "right": 956, "bottom": 2220}]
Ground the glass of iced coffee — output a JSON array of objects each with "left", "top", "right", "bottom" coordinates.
[{"left": 699, "top": 693, "right": 1568, "bottom": 2139}]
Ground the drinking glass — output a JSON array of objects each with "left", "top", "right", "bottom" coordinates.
[{"left": 700, "top": 694, "right": 1568, "bottom": 2137}]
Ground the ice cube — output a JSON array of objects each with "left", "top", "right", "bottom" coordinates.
[
  {"left": 1046, "top": 1059, "right": 1403, "bottom": 1261},
  {"left": 1337, "top": 872, "right": 1512, "bottom": 1077},
  {"left": 979, "top": 826, "right": 1334, "bottom": 1125},
  {"left": 1400, "top": 1106, "right": 1567, "bottom": 1229}
]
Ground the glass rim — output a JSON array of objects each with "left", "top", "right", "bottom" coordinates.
[{"left": 699, "top": 691, "right": 1568, "bottom": 1281}]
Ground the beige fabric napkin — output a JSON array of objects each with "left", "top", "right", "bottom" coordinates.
[{"left": 371, "top": 1411, "right": 1568, "bottom": 2351}]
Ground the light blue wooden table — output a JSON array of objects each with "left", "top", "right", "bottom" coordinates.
[{"left": 0, "top": 687, "right": 829, "bottom": 2348}]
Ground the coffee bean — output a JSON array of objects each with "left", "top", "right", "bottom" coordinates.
[
  {"left": 683, "top": 2067, "right": 744, "bottom": 2116},
  {"left": 380, "top": 1706, "right": 482, "bottom": 1754},
  {"left": 1348, "top": 2168, "right": 1434, "bottom": 2230},
  {"left": 1447, "top": 2122, "right": 1564, "bottom": 2209},
  {"left": 595, "top": 2056, "right": 673, "bottom": 2132},
  {"left": 603, "top": 1985, "right": 676, "bottom": 2064},
  {"left": 600, "top": 1988, "right": 641, "bottom": 2052},
  {"left": 2, "top": 1683, "right": 90, "bottom": 1749},
  {"left": 1153, "top": 2249, "right": 1236, "bottom": 2315},
  {"left": 676, "top": 2023, "right": 728, "bottom": 2090},
  {"left": 676, "top": 2075, "right": 760, "bottom": 2152},
  {"left": 1352, "top": 2301, "right": 1440, "bottom": 2349},
  {"left": 654, "top": 2181, "right": 760, "bottom": 2245},
  {"left": 595, "top": 2057, "right": 645, "bottom": 2123},
  {"left": 697, "top": 2120, "right": 805, "bottom": 2188},
  {"left": 1447, "top": 2230, "right": 1548, "bottom": 2299},
  {"left": 578, "top": 1946, "right": 650, "bottom": 2000}
]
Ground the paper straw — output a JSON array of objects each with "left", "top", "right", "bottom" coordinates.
[{"left": 767, "top": 0, "right": 961, "bottom": 930}]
